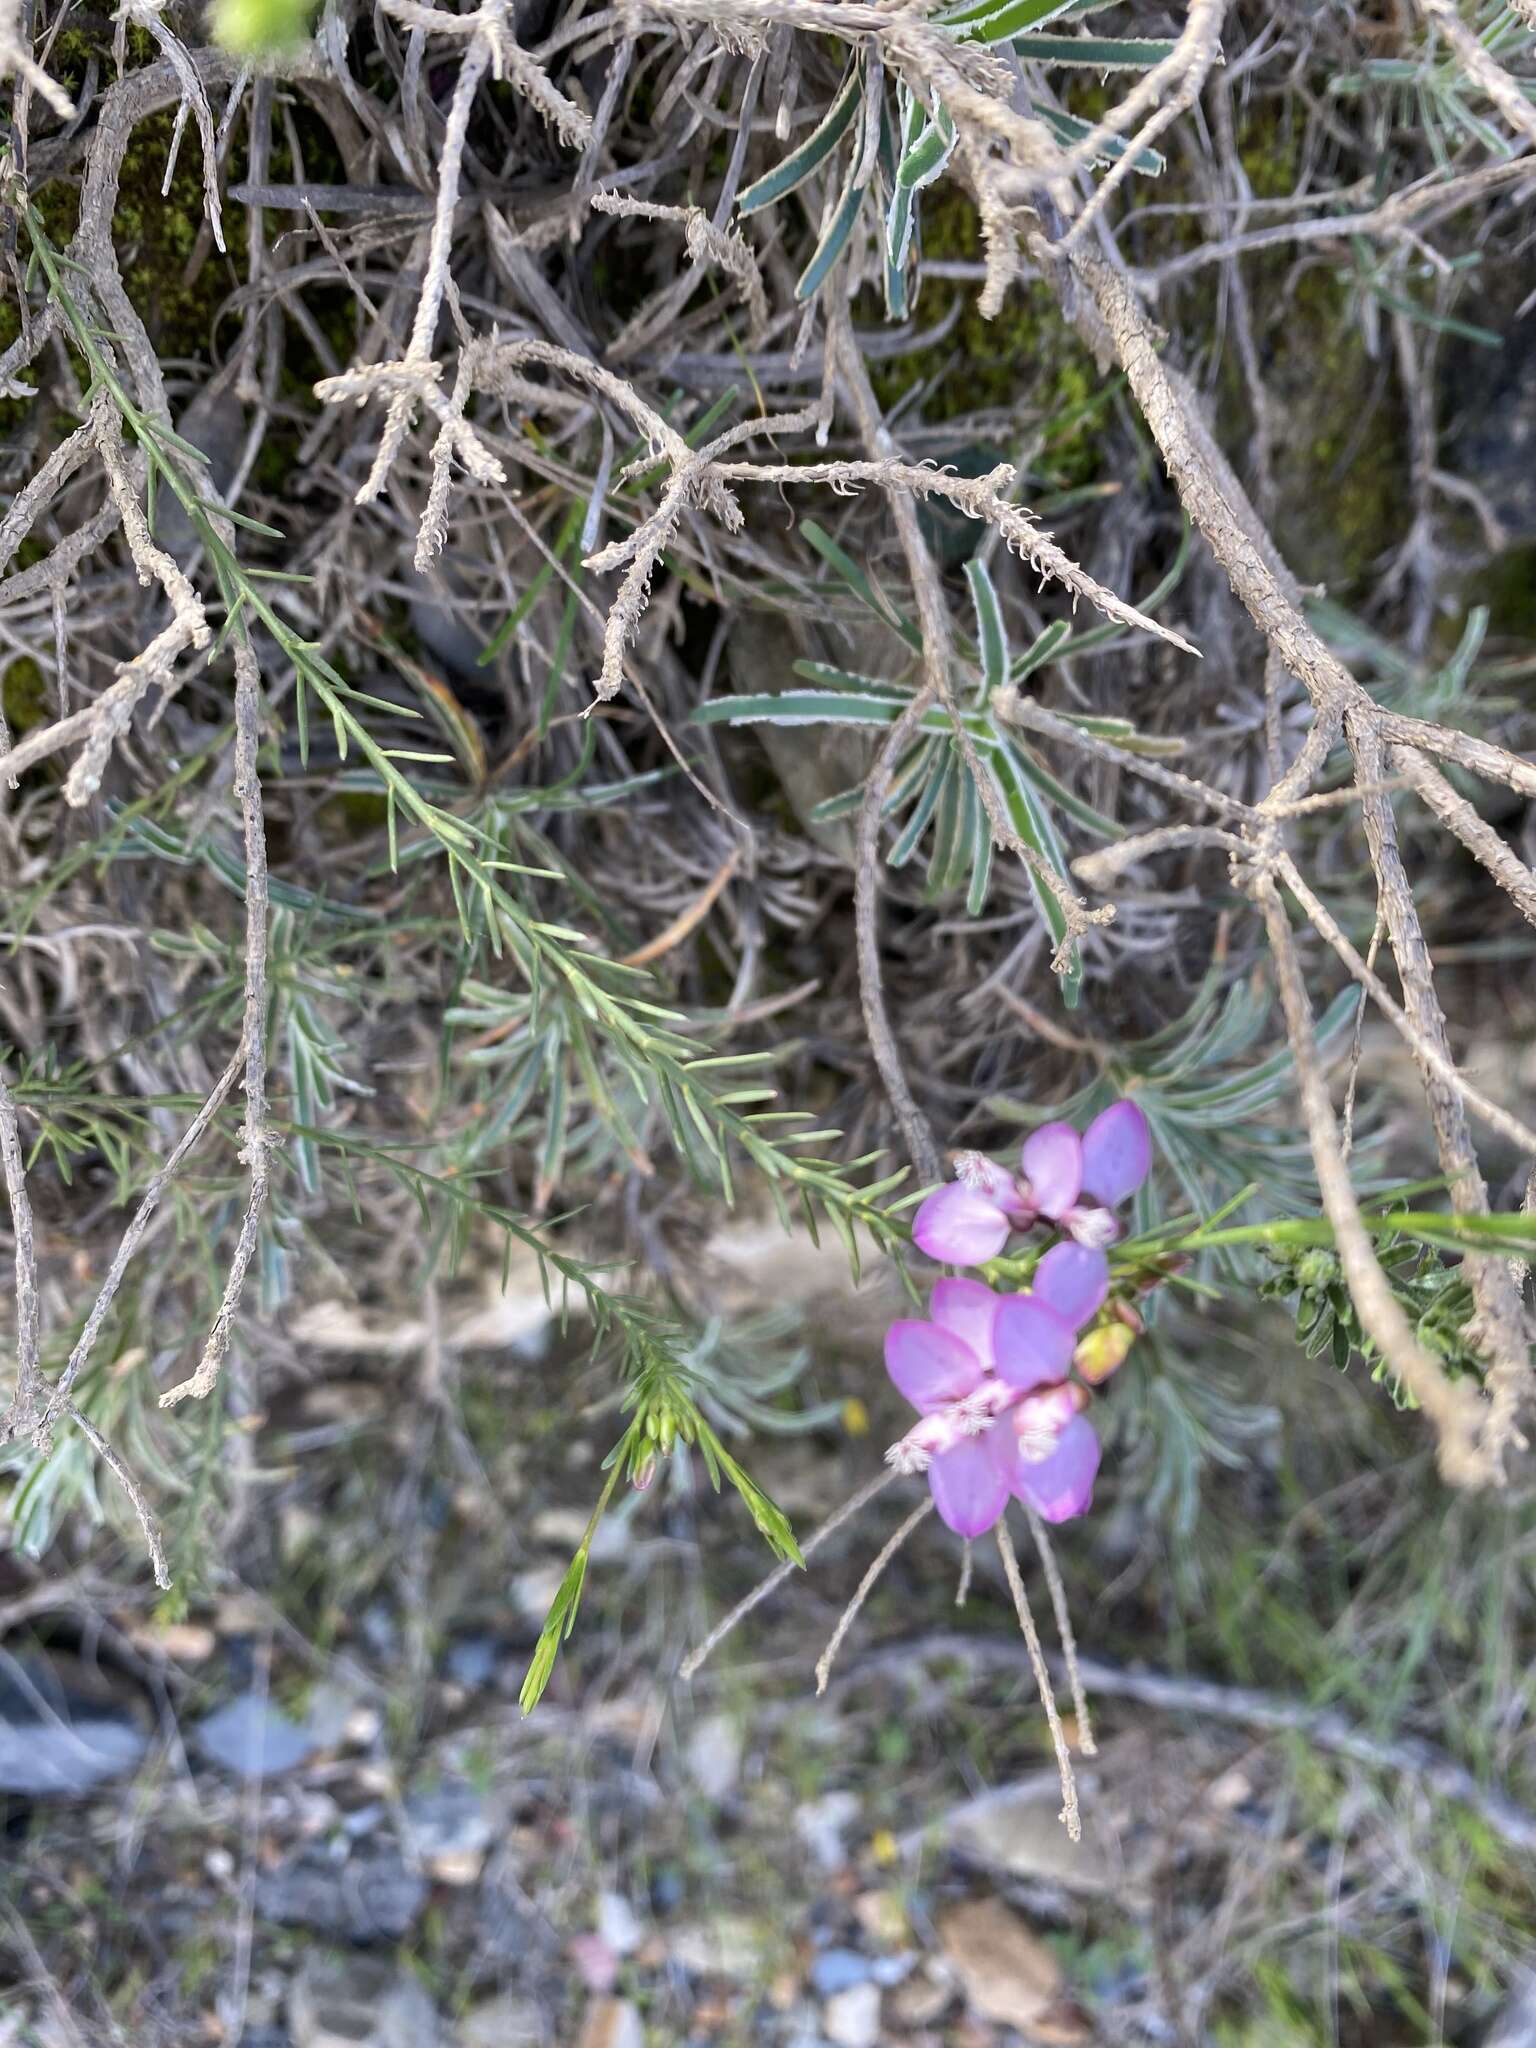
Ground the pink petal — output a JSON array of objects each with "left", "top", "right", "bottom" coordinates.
[
  {"left": 1012, "top": 1416, "right": 1100, "bottom": 1523},
  {"left": 1011, "top": 1383, "right": 1081, "bottom": 1462},
  {"left": 1020, "top": 1122, "right": 1083, "bottom": 1221},
  {"left": 884, "top": 1319, "right": 982, "bottom": 1414},
  {"left": 929, "top": 1277, "right": 1001, "bottom": 1371},
  {"left": 1080, "top": 1100, "right": 1152, "bottom": 1207},
  {"left": 912, "top": 1183, "right": 1012, "bottom": 1266},
  {"left": 927, "top": 1429, "right": 1015, "bottom": 1538},
  {"left": 992, "top": 1294, "right": 1076, "bottom": 1392},
  {"left": 1032, "top": 1242, "right": 1110, "bottom": 1329}
]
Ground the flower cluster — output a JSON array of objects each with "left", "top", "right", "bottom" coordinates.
[
  {"left": 884, "top": 1101, "right": 1152, "bottom": 1538},
  {"left": 913, "top": 1100, "right": 1152, "bottom": 1265}
]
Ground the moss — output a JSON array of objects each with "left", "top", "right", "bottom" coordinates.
[
  {"left": 866, "top": 186, "right": 1109, "bottom": 489},
  {"left": 1237, "top": 100, "right": 1307, "bottom": 201},
  {"left": 5, "top": 100, "right": 248, "bottom": 384},
  {"left": 108, "top": 108, "right": 249, "bottom": 361},
  {"left": 2, "top": 658, "right": 51, "bottom": 736},
  {"left": 1261, "top": 266, "right": 1408, "bottom": 589},
  {"left": 321, "top": 789, "right": 394, "bottom": 838},
  {"left": 1462, "top": 545, "right": 1536, "bottom": 641}
]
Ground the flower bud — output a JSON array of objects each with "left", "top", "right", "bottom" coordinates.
[
  {"left": 632, "top": 1456, "right": 657, "bottom": 1492},
  {"left": 1074, "top": 1321, "right": 1136, "bottom": 1385}
]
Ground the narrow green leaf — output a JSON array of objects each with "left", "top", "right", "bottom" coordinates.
[
  {"left": 738, "top": 66, "right": 863, "bottom": 215},
  {"left": 1030, "top": 102, "right": 1166, "bottom": 173},
  {"left": 800, "top": 520, "right": 921, "bottom": 647},
  {"left": 797, "top": 149, "right": 875, "bottom": 301},
  {"left": 692, "top": 690, "right": 907, "bottom": 728},
  {"left": 965, "top": 557, "right": 1009, "bottom": 692},
  {"left": 1021, "top": 33, "right": 1177, "bottom": 65}
]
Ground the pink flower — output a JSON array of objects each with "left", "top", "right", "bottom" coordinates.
[
  {"left": 910, "top": 1101, "right": 1152, "bottom": 1267},
  {"left": 1008, "top": 1407, "right": 1102, "bottom": 1523},
  {"left": 883, "top": 1253, "right": 1108, "bottom": 1535}
]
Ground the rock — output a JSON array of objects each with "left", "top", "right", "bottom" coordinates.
[
  {"left": 127, "top": 1620, "right": 217, "bottom": 1663},
  {"left": 810, "top": 1950, "right": 871, "bottom": 1997},
  {"left": 822, "top": 1981, "right": 881, "bottom": 2048},
  {"left": 887, "top": 1964, "right": 955, "bottom": 2028},
  {"left": 402, "top": 1778, "right": 496, "bottom": 1883},
  {"left": 444, "top": 1635, "right": 499, "bottom": 1689},
  {"left": 455, "top": 1994, "right": 543, "bottom": 2047},
  {"left": 596, "top": 1890, "right": 643, "bottom": 1957},
  {"left": 0, "top": 1652, "right": 150, "bottom": 1796},
  {"left": 288, "top": 1953, "right": 442, "bottom": 2048},
  {"left": 512, "top": 1565, "right": 567, "bottom": 1626},
  {"left": 852, "top": 1890, "right": 907, "bottom": 1947},
  {"left": 474, "top": 1882, "right": 540, "bottom": 1972},
  {"left": 255, "top": 1845, "right": 428, "bottom": 1943},
  {"left": 794, "top": 1790, "right": 861, "bottom": 1872},
  {"left": 938, "top": 1775, "right": 1114, "bottom": 1893},
  {"left": 575, "top": 1999, "right": 642, "bottom": 2048},
  {"left": 195, "top": 1689, "right": 345, "bottom": 1779},
  {"left": 684, "top": 1711, "right": 742, "bottom": 1801},
  {"left": 669, "top": 1915, "right": 765, "bottom": 1980},
  {"left": 938, "top": 1898, "right": 1084, "bottom": 2039},
  {"left": 532, "top": 1509, "right": 626, "bottom": 1560}
]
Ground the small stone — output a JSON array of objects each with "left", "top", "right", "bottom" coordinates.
[
  {"left": 402, "top": 1779, "right": 496, "bottom": 1877},
  {"left": 794, "top": 1791, "right": 861, "bottom": 1872},
  {"left": 888, "top": 1964, "right": 955, "bottom": 2028},
  {"left": 255, "top": 1845, "right": 427, "bottom": 1944},
  {"left": 669, "top": 1915, "right": 765, "bottom": 1980},
  {"left": 685, "top": 1712, "right": 742, "bottom": 1801},
  {"left": 574, "top": 1998, "right": 642, "bottom": 2048},
  {"left": 938, "top": 1776, "right": 1113, "bottom": 1893},
  {"left": 196, "top": 1687, "right": 353, "bottom": 1780},
  {"left": 532, "top": 1508, "right": 625, "bottom": 1560},
  {"left": 455, "top": 1995, "right": 541, "bottom": 2047},
  {"left": 852, "top": 1890, "right": 907, "bottom": 1947},
  {"left": 596, "top": 1890, "right": 643, "bottom": 1957},
  {"left": 444, "top": 1636, "right": 498, "bottom": 1689},
  {"left": 822, "top": 1981, "right": 881, "bottom": 2048},
  {"left": 345, "top": 1705, "right": 383, "bottom": 1747},
  {"left": 810, "top": 1950, "right": 870, "bottom": 1997},
  {"left": 1206, "top": 1767, "right": 1254, "bottom": 1811},
  {"left": 870, "top": 1955, "right": 915, "bottom": 1988},
  {"left": 692, "top": 1703, "right": 753, "bottom": 1802},
  {"left": 288, "top": 1953, "right": 441, "bottom": 2048},
  {"left": 512, "top": 1565, "right": 566, "bottom": 1625},
  {"left": 454, "top": 1995, "right": 542, "bottom": 2047},
  {"left": 938, "top": 1898, "right": 1073, "bottom": 2035},
  {"left": 128, "top": 1620, "right": 216, "bottom": 1663},
  {"left": 0, "top": 1653, "right": 150, "bottom": 1797}
]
